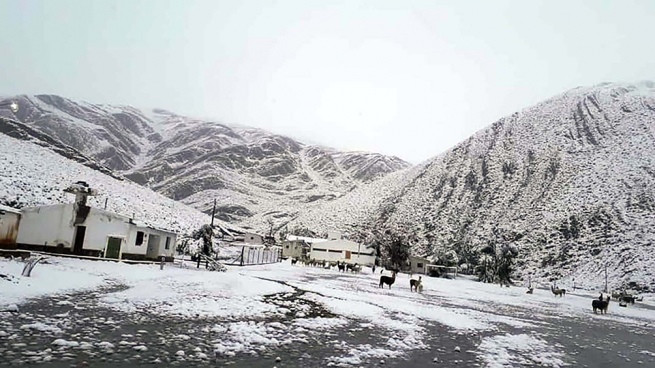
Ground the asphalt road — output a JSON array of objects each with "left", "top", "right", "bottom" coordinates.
[{"left": 1, "top": 276, "right": 654, "bottom": 367}]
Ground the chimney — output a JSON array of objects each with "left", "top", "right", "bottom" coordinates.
[{"left": 64, "top": 181, "right": 98, "bottom": 225}]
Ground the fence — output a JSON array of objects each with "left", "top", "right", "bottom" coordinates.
[{"left": 232, "top": 246, "right": 282, "bottom": 266}]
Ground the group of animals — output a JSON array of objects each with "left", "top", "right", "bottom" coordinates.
[
  {"left": 291, "top": 258, "right": 332, "bottom": 269},
  {"left": 290, "top": 258, "right": 423, "bottom": 293},
  {"left": 291, "top": 257, "right": 364, "bottom": 273},
  {"left": 524, "top": 284, "right": 643, "bottom": 315},
  {"left": 378, "top": 271, "right": 423, "bottom": 292}
]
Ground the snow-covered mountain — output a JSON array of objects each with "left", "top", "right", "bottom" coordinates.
[
  {"left": 371, "top": 82, "right": 655, "bottom": 290},
  {"left": 2, "top": 82, "right": 655, "bottom": 292},
  {"left": 307, "top": 81, "right": 654, "bottom": 292},
  {"left": 0, "top": 95, "right": 410, "bottom": 231},
  {"left": 0, "top": 132, "right": 214, "bottom": 235}
]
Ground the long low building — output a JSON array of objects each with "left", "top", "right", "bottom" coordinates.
[
  {"left": 12, "top": 181, "right": 177, "bottom": 261},
  {"left": 309, "top": 239, "right": 376, "bottom": 266},
  {"left": 17, "top": 203, "right": 177, "bottom": 261}
]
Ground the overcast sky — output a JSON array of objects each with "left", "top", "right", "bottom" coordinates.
[{"left": 1, "top": 0, "right": 654, "bottom": 163}]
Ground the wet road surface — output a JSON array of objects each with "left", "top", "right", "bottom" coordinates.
[{"left": 1, "top": 274, "right": 654, "bottom": 367}]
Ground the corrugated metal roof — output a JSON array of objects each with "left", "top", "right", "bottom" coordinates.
[
  {"left": 129, "top": 219, "right": 176, "bottom": 234},
  {"left": 0, "top": 204, "right": 21, "bottom": 215},
  {"left": 287, "top": 234, "right": 329, "bottom": 244}
]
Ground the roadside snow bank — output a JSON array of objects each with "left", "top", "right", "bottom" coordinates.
[
  {"left": 478, "top": 333, "right": 567, "bottom": 367},
  {"left": 0, "top": 257, "right": 106, "bottom": 307}
]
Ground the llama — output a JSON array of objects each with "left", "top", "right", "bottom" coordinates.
[
  {"left": 621, "top": 295, "right": 636, "bottom": 304},
  {"left": 592, "top": 294, "right": 611, "bottom": 314},
  {"left": 346, "top": 263, "right": 360, "bottom": 273},
  {"left": 291, "top": 258, "right": 298, "bottom": 265},
  {"left": 337, "top": 262, "right": 345, "bottom": 272},
  {"left": 379, "top": 271, "right": 397, "bottom": 289},
  {"left": 410, "top": 276, "right": 422, "bottom": 292},
  {"left": 551, "top": 285, "right": 566, "bottom": 297},
  {"left": 614, "top": 291, "right": 636, "bottom": 304},
  {"left": 526, "top": 287, "right": 534, "bottom": 294}
]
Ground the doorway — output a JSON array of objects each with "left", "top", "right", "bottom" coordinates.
[
  {"left": 345, "top": 250, "right": 351, "bottom": 260},
  {"left": 105, "top": 237, "right": 122, "bottom": 259},
  {"left": 73, "top": 226, "right": 86, "bottom": 254},
  {"left": 146, "top": 234, "right": 161, "bottom": 260}
]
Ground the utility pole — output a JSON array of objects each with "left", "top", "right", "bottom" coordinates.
[
  {"left": 210, "top": 199, "right": 216, "bottom": 227},
  {"left": 604, "top": 264, "right": 608, "bottom": 293}
]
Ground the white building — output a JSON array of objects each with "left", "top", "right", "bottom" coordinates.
[
  {"left": 14, "top": 181, "right": 176, "bottom": 261},
  {"left": 287, "top": 234, "right": 328, "bottom": 244},
  {"left": 0, "top": 204, "right": 21, "bottom": 248},
  {"left": 282, "top": 239, "right": 310, "bottom": 260},
  {"left": 409, "top": 255, "right": 431, "bottom": 274},
  {"left": 309, "top": 239, "right": 376, "bottom": 265},
  {"left": 243, "top": 232, "right": 264, "bottom": 245},
  {"left": 327, "top": 230, "right": 342, "bottom": 240},
  {"left": 16, "top": 203, "right": 177, "bottom": 261}
]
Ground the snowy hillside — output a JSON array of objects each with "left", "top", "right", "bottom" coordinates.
[
  {"left": 0, "top": 133, "right": 216, "bottom": 235},
  {"left": 3, "top": 82, "right": 655, "bottom": 291},
  {"left": 357, "top": 82, "right": 655, "bottom": 292},
  {"left": 0, "top": 95, "right": 410, "bottom": 231}
]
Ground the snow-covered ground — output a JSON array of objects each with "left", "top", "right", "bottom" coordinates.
[{"left": 1, "top": 257, "right": 654, "bottom": 367}]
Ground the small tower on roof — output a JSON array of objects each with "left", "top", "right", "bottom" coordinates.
[{"left": 63, "top": 181, "right": 98, "bottom": 206}]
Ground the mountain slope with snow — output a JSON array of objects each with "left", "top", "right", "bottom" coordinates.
[
  {"left": 354, "top": 82, "right": 655, "bottom": 292},
  {"left": 3, "top": 82, "right": 655, "bottom": 292},
  {"left": 0, "top": 133, "right": 214, "bottom": 235},
  {"left": 0, "top": 95, "right": 410, "bottom": 231}
]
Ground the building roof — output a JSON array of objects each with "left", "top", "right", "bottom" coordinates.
[
  {"left": 20, "top": 202, "right": 176, "bottom": 234},
  {"left": 319, "top": 238, "right": 375, "bottom": 250},
  {"left": 287, "top": 234, "right": 328, "bottom": 244},
  {"left": 0, "top": 204, "right": 21, "bottom": 215},
  {"left": 129, "top": 219, "right": 176, "bottom": 234},
  {"left": 216, "top": 223, "right": 235, "bottom": 237}
]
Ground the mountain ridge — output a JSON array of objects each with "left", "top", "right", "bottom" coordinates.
[
  {"left": 0, "top": 94, "right": 411, "bottom": 231},
  {"left": 2, "top": 82, "right": 654, "bottom": 292}
]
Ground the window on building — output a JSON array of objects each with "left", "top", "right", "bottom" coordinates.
[
  {"left": 250, "top": 236, "right": 254, "bottom": 240},
  {"left": 417, "top": 262, "right": 424, "bottom": 268},
  {"left": 135, "top": 231, "right": 144, "bottom": 246},
  {"left": 165, "top": 237, "right": 171, "bottom": 250},
  {"left": 285, "top": 245, "right": 289, "bottom": 249}
]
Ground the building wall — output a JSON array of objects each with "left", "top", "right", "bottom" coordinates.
[
  {"left": 327, "top": 231, "right": 342, "bottom": 240},
  {"left": 282, "top": 240, "right": 308, "bottom": 259},
  {"left": 309, "top": 239, "right": 376, "bottom": 265},
  {"left": 15, "top": 203, "right": 177, "bottom": 260},
  {"left": 0, "top": 209, "right": 21, "bottom": 248},
  {"left": 244, "top": 232, "right": 264, "bottom": 245},
  {"left": 123, "top": 225, "right": 150, "bottom": 257},
  {"left": 123, "top": 224, "right": 176, "bottom": 260},
  {"left": 17, "top": 204, "right": 131, "bottom": 256},
  {"left": 17, "top": 204, "right": 76, "bottom": 249},
  {"left": 410, "top": 257, "right": 430, "bottom": 274},
  {"left": 82, "top": 208, "right": 131, "bottom": 252},
  {"left": 149, "top": 228, "right": 176, "bottom": 259}
]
